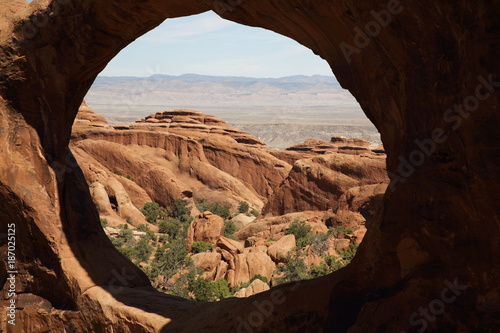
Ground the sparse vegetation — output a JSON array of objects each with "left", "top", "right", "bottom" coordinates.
[
  {"left": 275, "top": 253, "right": 309, "bottom": 284},
  {"left": 100, "top": 218, "right": 108, "bottom": 228},
  {"left": 338, "top": 243, "right": 359, "bottom": 264},
  {"left": 285, "top": 219, "right": 313, "bottom": 249},
  {"left": 250, "top": 209, "right": 259, "bottom": 217},
  {"left": 328, "top": 225, "right": 353, "bottom": 237},
  {"left": 105, "top": 197, "right": 359, "bottom": 302},
  {"left": 238, "top": 201, "right": 249, "bottom": 214},
  {"left": 188, "top": 277, "right": 231, "bottom": 302},
  {"left": 191, "top": 241, "right": 214, "bottom": 254},
  {"left": 196, "top": 199, "right": 231, "bottom": 219},
  {"left": 140, "top": 202, "right": 169, "bottom": 224},
  {"left": 224, "top": 220, "right": 237, "bottom": 238}
]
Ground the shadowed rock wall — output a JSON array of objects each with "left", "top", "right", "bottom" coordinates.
[{"left": 0, "top": 0, "right": 498, "bottom": 332}]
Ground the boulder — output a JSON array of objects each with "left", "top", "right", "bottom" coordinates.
[
  {"left": 267, "top": 234, "right": 296, "bottom": 262},
  {"left": 191, "top": 252, "right": 222, "bottom": 273},
  {"left": 216, "top": 236, "right": 244, "bottom": 255},
  {"left": 187, "top": 212, "right": 224, "bottom": 248},
  {"left": 231, "top": 252, "right": 276, "bottom": 287},
  {"left": 233, "top": 279, "right": 270, "bottom": 298}
]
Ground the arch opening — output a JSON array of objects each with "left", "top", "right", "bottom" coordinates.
[
  {"left": 0, "top": 0, "right": 497, "bottom": 332},
  {"left": 70, "top": 10, "right": 387, "bottom": 304}
]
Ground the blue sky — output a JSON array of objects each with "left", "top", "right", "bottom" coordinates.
[{"left": 100, "top": 11, "right": 333, "bottom": 78}]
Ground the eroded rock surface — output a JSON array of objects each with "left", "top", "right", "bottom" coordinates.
[
  {"left": 71, "top": 104, "right": 291, "bottom": 216},
  {"left": 0, "top": 0, "right": 498, "bottom": 332}
]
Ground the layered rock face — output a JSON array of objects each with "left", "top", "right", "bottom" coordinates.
[
  {"left": 0, "top": 1, "right": 498, "bottom": 333},
  {"left": 262, "top": 148, "right": 388, "bottom": 216},
  {"left": 71, "top": 104, "right": 291, "bottom": 221}
]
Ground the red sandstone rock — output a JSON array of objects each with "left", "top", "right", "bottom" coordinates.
[
  {"left": 0, "top": 1, "right": 497, "bottom": 332},
  {"left": 267, "top": 234, "right": 296, "bottom": 263},
  {"left": 187, "top": 212, "right": 224, "bottom": 249},
  {"left": 262, "top": 153, "right": 388, "bottom": 216}
]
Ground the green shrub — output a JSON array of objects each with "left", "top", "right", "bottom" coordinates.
[
  {"left": 118, "top": 247, "right": 134, "bottom": 260},
  {"left": 158, "top": 219, "right": 184, "bottom": 239},
  {"left": 285, "top": 220, "right": 313, "bottom": 249},
  {"left": 188, "top": 277, "right": 230, "bottom": 302},
  {"left": 207, "top": 202, "right": 231, "bottom": 219},
  {"left": 141, "top": 202, "right": 169, "bottom": 224},
  {"left": 308, "top": 255, "right": 345, "bottom": 278},
  {"left": 191, "top": 241, "right": 214, "bottom": 254},
  {"left": 250, "top": 209, "right": 259, "bottom": 217},
  {"left": 136, "top": 224, "right": 149, "bottom": 232},
  {"left": 238, "top": 201, "right": 249, "bottom": 214},
  {"left": 224, "top": 220, "right": 237, "bottom": 238},
  {"left": 119, "top": 228, "right": 134, "bottom": 243},
  {"left": 308, "top": 261, "right": 331, "bottom": 279},
  {"left": 100, "top": 218, "right": 108, "bottom": 228},
  {"left": 117, "top": 223, "right": 128, "bottom": 229},
  {"left": 211, "top": 278, "right": 231, "bottom": 300},
  {"left": 275, "top": 254, "right": 309, "bottom": 284},
  {"left": 249, "top": 274, "right": 269, "bottom": 285},
  {"left": 109, "top": 236, "right": 125, "bottom": 248},
  {"left": 125, "top": 216, "right": 133, "bottom": 224},
  {"left": 232, "top": 274, "right": 270, "bottom": 294},
  {"left": 158, "top": 235, "right": 168, "bottom": 243},
  {"left": 196, "top": 198, "right": 209, "bottom": 213},
  {"left": 132, "top": 238, "right": 153, "bottom": 263},
  {"left": 149, "top": 239, "right": 189, "bottom": 280},
  {"left": 328, "top": 225, "right": 353, "bottom": 237},
  {"left": 196, "top": 199, "right": 232, "bottom": 219},
  {"left": 173, "top": 199, "right": 193, "bottom": 223},
  {"left": 338, "top": 243, "right": 359, "bottom": 264}
]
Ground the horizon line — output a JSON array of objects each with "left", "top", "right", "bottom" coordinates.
[{"left": 96, "top": 73, "right": 335, "bottom": 79}]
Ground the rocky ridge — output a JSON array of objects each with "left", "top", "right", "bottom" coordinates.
[{"left": 70, "top": 103, "right": 387, "bottom": 300}]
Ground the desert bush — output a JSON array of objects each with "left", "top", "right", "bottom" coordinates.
[
  {"left": 338, "top": 243, "right": 359, "bottom": 264},
  {"left": 141, "top": 202, "right": 169, "bottom": 224},
  {"left": 119, "top": 228, "right": 134, "bottom": 243},
  {"left": 328, "top": 225, "right": 354, "bottom": 237},
  {"left": 109, "top": 236, "right": 125, "bottom": 248},
  {"left": 196, "top": 199, "right": 231, "bottom": 219},
  {"left": 285, "top": 220, "right": 313, "bottom": 249},
  {"left": 308, "top": 255, "right": 344, "bottom": 278},
  {"left": 208, "top": 202, "right": 231, "bottom": 219},
  {"left": 191, "top": 241, "right": 214, "bottom": 254},
  {"left": 250, "top": 209, "right": 259, "bottom": 217},
  {"left": 224, "top": 220, "right": 237, "bottom": 238},
  {"left": 238, "top": 201, "right": 249, "bottom": 214},
  {"left": 136, "top": 224, "right": 149, "bottom": 232},
  {"left": 132, "top": 238, "right": 153, "bottom": 263},
  {"left": 173, "top": 199, "right": 193, "bottom": 223},
  {"left": 149, "top": 239, "right": 190, "bottom": 280},
  {"left": 158, "top": 219, "right": 185, "bottom": 239},
  {"left": 188, "top": 277, "right": 230, "bottom": 302},
  {"left": 196, "top": 198, "right": 209, "bottom": 213},
  {"left": 275, "top": 254, "right": 309, "bottom": 284},
  {"left": 100, "top": 218, "right": 108, "bottom": 228}
]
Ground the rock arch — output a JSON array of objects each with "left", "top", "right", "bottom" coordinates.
[{"left": 0, "top": 0, "right": 498, "bottom": 331}]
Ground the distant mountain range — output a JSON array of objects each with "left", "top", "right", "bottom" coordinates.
[
  {"left": 85, "top": 74, "right": 360, "bottom": 109},
  {"left": 84, "top": 74, "right": 380, "bottom": 146}
]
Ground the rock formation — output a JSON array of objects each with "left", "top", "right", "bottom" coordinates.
[
  {"left": 0, "top": 0, "right": 498, "bottom": 332},
  {"left": 262, "top": 152, "right": 388, "bottom": 216},
  {"left": 187, "top": 212, "right": 224, "bottom": 249},
  {"left": 71, "top": 104, "right": 291, "bottom": 218}
]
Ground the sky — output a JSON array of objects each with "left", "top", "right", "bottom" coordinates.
[{"left": 100, "top": 11, "right": 333, "bottom": 78}]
